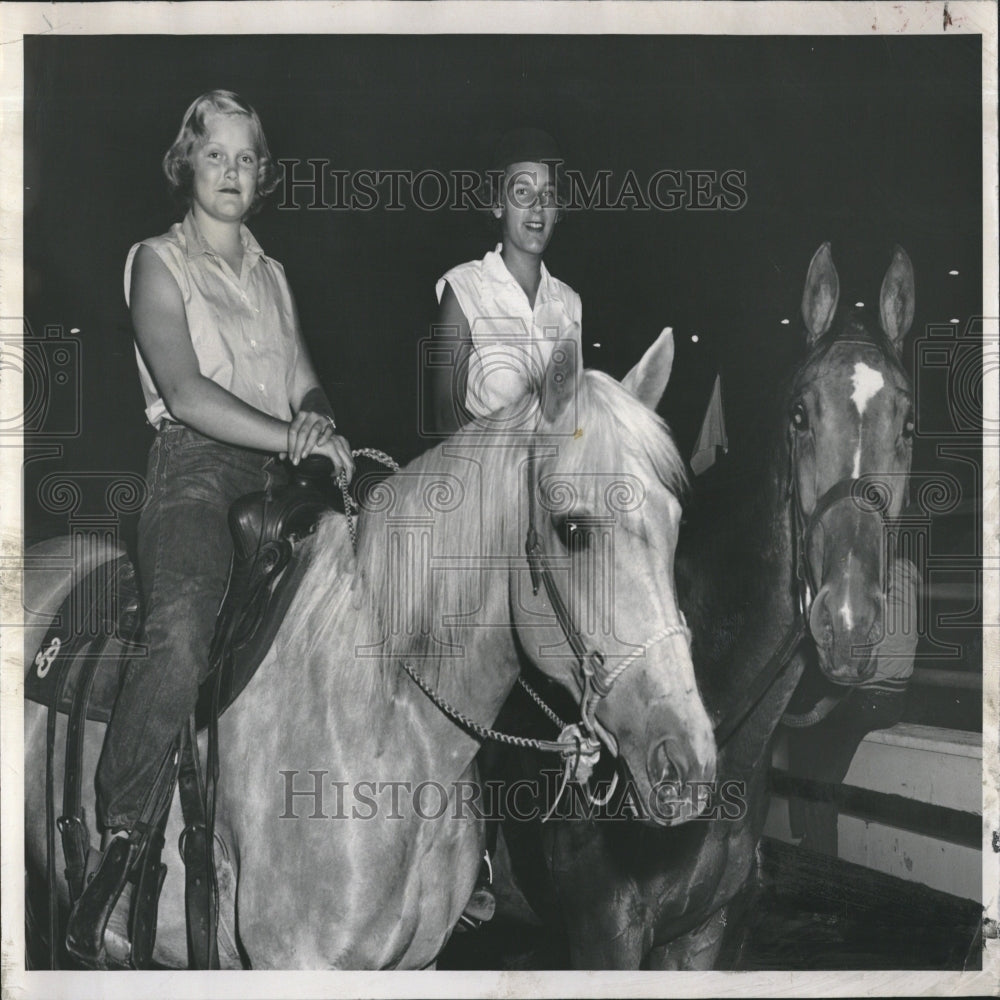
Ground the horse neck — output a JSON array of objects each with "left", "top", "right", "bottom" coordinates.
[
  {"left": 322, "top": 442, "right": 528, "bottom": 782},
  {"left": 690, "top": 433, "right": 807, "bottom": 777},
  {"left": 386, "top": 578, "right": 524, "bottom": 780}
]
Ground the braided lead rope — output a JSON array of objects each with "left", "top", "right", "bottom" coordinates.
[
  {"left": 337, "top": 447, "right": 401, "bottom": 554},
  {"left": 517, "top": 676, "right": 567, "bottom": 729},
  {"left": 400, "top": 660, "right": 609, "bottom": 822},
  {"left": 400, "top": 660, "right": 589, "bottom": 755}
]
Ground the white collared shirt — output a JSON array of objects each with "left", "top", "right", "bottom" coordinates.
[
  {"left": 126, "top": 211, "right": 300, "bottom": 427},
  {"left": 436, "top": 244, "right": 583, "bottom": 418}
]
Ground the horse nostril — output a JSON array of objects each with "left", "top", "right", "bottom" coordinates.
[
  {"left": 856, "top": 648, "right": 875, "bottom": 678},
  {"left": 647, "top": 739, "right": 679, "bottom": 786},
  {"left": 808, "top": 587, "right": 835, "bottom": 650}
]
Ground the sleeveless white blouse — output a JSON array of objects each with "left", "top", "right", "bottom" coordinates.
[
  {"left": 436, "top": 244, "right": 582, "bottom": 418},
  {"left": 126, "top": 211, "right": 300, "bottom": 427}
]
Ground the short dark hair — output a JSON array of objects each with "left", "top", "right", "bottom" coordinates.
[{"left": 162, "top": 90, "right": 279, "bottom": 215}]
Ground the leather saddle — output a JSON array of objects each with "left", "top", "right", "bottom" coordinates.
[
  {"left": 34, "top": 455, "right": 339, "bottom": 970},
  {"left": 25, "top": 455, "right": 338, "bottom": 729}
]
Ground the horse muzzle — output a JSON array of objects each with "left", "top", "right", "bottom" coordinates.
[
  {"left": 808, "top": 582, "right": 881, "bottom": 683},
  {"left": 642, "top": 732, "right": 718, "bottom": 827}
]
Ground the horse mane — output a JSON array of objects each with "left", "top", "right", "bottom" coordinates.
[{"left": 278, "top": 370, "right": 687, "bottom": 707}]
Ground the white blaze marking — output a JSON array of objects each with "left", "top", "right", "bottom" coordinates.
[
  {"left": 850, "top": 362, "right": 884, "bottom": 477},
  {"left": 851, "top": 362, "right": 885, "bottom": 415},
  {"left": 840, "top": 553, "right": 854, "bottom": 629}
]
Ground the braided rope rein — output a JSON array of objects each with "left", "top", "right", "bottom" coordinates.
[
  {"left": 336, "top": 447, "right": 400, "bottom": 553},
  {"left": 333, "top": 447, "right": 572, "bottom": 749}
]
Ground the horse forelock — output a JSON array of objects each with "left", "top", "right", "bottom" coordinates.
[
  {"left": 279, "top": 371, "right": 687, "bottom": 707},
  {"left": 795, "top": 312, "right": 910, "bottom": 395}
]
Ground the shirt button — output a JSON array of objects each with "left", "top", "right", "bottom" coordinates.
[
  {"left": 250, "top": 339, "right": 257, "bottom": 348},
  {"left": 258, "top": 382, "right": 265, "bottom": 391}
]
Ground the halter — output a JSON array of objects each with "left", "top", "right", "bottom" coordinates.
[
  {"left": 790, "top": 468, "right": 894, "bottom": 624},
  {"left": 714, "top": 432, "right": 898, "bottom": 749}
]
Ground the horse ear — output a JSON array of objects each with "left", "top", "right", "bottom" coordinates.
[
  {"left": 622, "top": 327, "right": 674, "bottom": 411},
  {"left": 801, "top": 242, "right": 840, "bottom": 344},
  {"left": 879, "top": 245, "right": 915, "bottom": 351},
  {"left": 539, "top": 338, "right": 582, "bottom": 424}
]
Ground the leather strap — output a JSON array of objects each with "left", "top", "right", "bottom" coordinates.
[
  {"left": 45, "top": 562, "right": 119, "bottom": 967},
  {"left": 57, "top": 645, "right": 106, "bottom": 905},
  {"left": 523, "top": 446, "right": 615, "bottom": 734},
  {"left": 46, "top": 652, "right": 72, "bottom": 967},
  {"left": 60, "top": 560, "right": 138, "bottom": 903},
  {"left": 177, "top": 719, "right": 218, "bottom": 969},
  {"left": 712, "top": 618, "right": 808, "bottom": 751},
  {"left": 129, "top": 813, "right": 168, "bottom": 968}
]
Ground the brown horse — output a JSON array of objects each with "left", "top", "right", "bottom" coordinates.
[
  {"left": 487, "top": 243, "right": 916, "bottom": 968},
  {"left": 24, "top": 331, "right": 716, "bottom": 968}
]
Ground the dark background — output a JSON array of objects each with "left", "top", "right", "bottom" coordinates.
[{"left": 22, "top": 33, "right": 984, "bottom": 699}]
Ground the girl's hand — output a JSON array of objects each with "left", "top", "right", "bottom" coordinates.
[
  {"left": 281, "top": 411, "right": 338, "bottom": 466},
  {"left": 313, "top": 433, "right": 355, "bottom": 484}
]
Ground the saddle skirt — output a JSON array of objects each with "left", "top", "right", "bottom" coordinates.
[
  {"left": 24, "top": 556, "right": 141, "bottom": 724},
  {"left": 24, "top": 501, "right": 318, "bottom": 729}
]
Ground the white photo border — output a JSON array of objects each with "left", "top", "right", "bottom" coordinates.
[{"left": 1, "top": 3, "right": 997, "bottom": 997}]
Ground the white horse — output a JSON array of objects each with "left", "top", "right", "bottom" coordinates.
[{"left": 24, "top": 332, "right": 716, "bottom": 968}]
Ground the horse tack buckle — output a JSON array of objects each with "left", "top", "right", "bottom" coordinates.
[
  {"left": 524, "top": 528, "right": 543, "bottom": 596},
  {"left": 581, "top": 649, "right": 610, "bottom": 696},
  {"left": 557, "top": 723, "right": 602, "bottom": 784}
]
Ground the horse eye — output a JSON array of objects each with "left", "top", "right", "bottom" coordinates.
[
  {"left": 902, "top": 411, "right": 915, "bottom": 440},
  {"left": 790, "top": 402, "right": 809, "bottom": 431},
  {"left": 553, "top": 514, "right": 591, "bottom": 550}
]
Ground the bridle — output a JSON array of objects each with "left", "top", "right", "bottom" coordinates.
[
  {"left": 714, "top": 348, "right": 906, "bottom": 749},
  {"left": 787, "top": 335, "right": 908, "bottom": 621},
  {"left": 791, "top": 473, "right": 893, "bottom": 622},
  {"left": 398, "top": 439, "right": 692, "bottom": 793},
  {"left": 523, "top": 443, "right": 692, "bottom": 743}
]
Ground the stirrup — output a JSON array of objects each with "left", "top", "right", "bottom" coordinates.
[{"left": 65, "top": 833, "right": 140, "bottom": 968}]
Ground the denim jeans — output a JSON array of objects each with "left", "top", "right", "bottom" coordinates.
[{"left": 96, "top": 425, "right": 279, "bottom": 829}]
